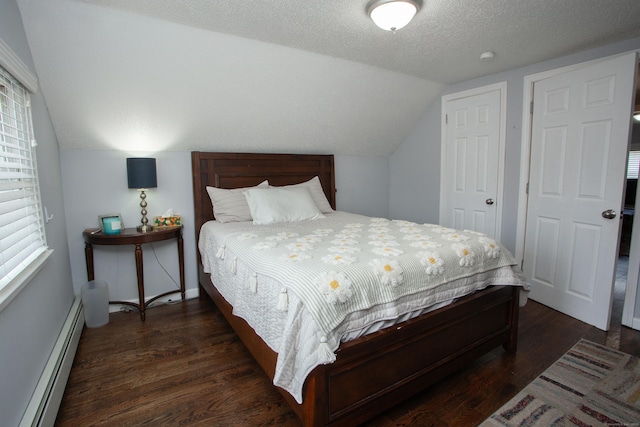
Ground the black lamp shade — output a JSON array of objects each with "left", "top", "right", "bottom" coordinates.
[{"left": 127, "top": 158, "right": 157, "bottom": 189}]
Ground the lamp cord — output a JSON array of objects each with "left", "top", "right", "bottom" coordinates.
[{"left": 147, "top": 243, "right": 181, "bottom": 307}]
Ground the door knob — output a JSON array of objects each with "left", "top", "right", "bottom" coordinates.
[
  {"left": 486, "top": 199, "right": 494, "bottom": 205},
  {"left": 602, "top": 209, "right": 617, "bottom": 219}
]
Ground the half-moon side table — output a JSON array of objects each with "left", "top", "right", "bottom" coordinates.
[{"left": 82, "top": 225, "right": 185, "bottom": 321}]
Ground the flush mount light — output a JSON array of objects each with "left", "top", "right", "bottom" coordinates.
[
  {"left": 634, "top": 112, "right": 640, "bottom": 121},
  {"left": 480, "top": 51, "right": 495, "bottom": 61},
  {"left": 368, "top": 0, "right": 420, "bottom": 32}
]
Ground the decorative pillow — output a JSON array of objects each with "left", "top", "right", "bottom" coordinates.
[
  {"left": 273, "top": 176, "right": 334, "bottom": 213},
  {"left": 244, "top": 187, "right": 325, "bottom": 225},
  {"left": 206, "top": 180, "right": 268, "bottom": 223}
]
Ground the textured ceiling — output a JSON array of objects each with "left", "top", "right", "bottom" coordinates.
[
  {"left": 74, "top": 0, "right": 640, "bottom": 84},
  {"left": 14, "top": 0, "right": 640, "bottom": 156}
]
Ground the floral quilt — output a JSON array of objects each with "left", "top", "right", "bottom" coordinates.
[
  {"left": 216, "top": 212, "right": 518, "bottom": 337},
  {"left": 200, "top": 211, "right": 527, "bottom": 403}
]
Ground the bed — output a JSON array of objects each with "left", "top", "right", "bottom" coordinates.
[{"left": 191, "top": 151, "right": 526, "bottom": 427}]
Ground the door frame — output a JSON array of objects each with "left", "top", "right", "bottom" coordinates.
[
  {"left": 440, "top": 81, "right": 507, "bottom": 241},
  {"left": 515, "top": 50, "right": 640, "bottom": 328}
]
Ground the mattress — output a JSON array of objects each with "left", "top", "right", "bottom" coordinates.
[{"left": 198, "top": 211, "right": 528, "bottom": 403}]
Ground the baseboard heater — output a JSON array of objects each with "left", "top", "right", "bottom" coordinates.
[{"left": 20, "top": 296, "right": 84, "bottom": 427}]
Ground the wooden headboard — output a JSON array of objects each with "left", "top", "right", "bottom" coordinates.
[{"left": 191, "top": 152, "right": 335, "bottom": 238}]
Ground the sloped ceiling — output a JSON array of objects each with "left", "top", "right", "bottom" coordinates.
[
  {"left": 73, "top": 0, "right": 640, "bottom": 84},
  {"left": 16, "top": 0, "right": 640, "bottom": 155}
]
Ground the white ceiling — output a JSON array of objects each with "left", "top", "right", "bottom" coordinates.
[
  {"left": 15, "top": 0, "right": 640, "bottom": 156},
  {"left": 74, "top": 0, "right": 640, "bottom": 84}
]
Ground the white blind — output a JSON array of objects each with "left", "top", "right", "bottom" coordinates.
[
  {"left": 628, "top": 151, "right": 640, "bottom": 179},
  {"left": 0, "top": 65, "right": 47, "bottom": 289}
]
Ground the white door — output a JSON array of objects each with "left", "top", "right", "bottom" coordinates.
[
  {"left": 523, "top": 52, "right": 637, "bottom": 330},
  {"left": 440, "top": 83, "right": 506, "bottom": 239}
]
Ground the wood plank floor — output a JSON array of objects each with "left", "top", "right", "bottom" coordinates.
[{"left": 56, "top": 280, "right": 640, "bottom": 426}]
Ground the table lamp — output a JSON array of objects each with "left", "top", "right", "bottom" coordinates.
[{"left": 127, "top": 157, "right": 157, "bottom": 232}]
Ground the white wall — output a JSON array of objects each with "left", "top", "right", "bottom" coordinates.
[
  {"left": 60, "top": 150, "right": 389, "bottom": 302},
  {"left": 335, "top": 155, "right": 389, "bottom": 219},
  {"left": 0, "top": 0, "right": 75, "bottom": 424},
  {"left": 389, "top": 97, "right": 441, "bottom": 224}
]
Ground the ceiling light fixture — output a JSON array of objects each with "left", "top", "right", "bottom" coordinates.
[
  {"left": 480, "top": 51, "right": 495, "bottom": 61},
  {"left": 368, "top": 0, "right": 420, "bottom": 32},
  {"left": 634, "top": 112, "right": 640, "bottom": 121}
]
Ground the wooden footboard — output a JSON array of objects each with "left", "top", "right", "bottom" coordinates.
[{"left": 199, "top": 265, "right": 519, "bottom": 427}]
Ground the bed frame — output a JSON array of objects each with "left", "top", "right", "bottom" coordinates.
[{"left": 191, "top": 151, "right": 519, "bottom": 426}]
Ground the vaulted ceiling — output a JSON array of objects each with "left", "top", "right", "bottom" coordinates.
[
  {"left": 16, "top": 0, "right": 640, "bottom": 155},
  {"left": 73, "top": 0, "right": 640, "bottom": 84}
]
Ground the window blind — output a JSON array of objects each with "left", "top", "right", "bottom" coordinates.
[
  {"left": 0, "top": 65, "right": 47, "bottom": 290},
  {"left": 628, "top": 151, "right": 640, "bottom": 180}
]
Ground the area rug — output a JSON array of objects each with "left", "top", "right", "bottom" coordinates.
[{"left": 480, "top": 339, "right": 640, "bottom": 427}]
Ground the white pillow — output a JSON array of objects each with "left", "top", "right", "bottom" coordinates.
[
  {"left": 244, "top": 187, "right": 325, "bottom": 225},
  {"left": 206, "top": 180, "right": 269, "bottom": 223},
  {"left": 273, "top": 176, "right": 334, "bottom": 213}
]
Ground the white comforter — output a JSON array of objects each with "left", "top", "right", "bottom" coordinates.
[{"left": 198, "top": 211, "right": 528, "bottom": 403}]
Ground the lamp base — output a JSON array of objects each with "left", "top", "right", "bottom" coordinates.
[
  {"left": 136, "top": 189, "right": 153, "bottom": 233},
  {"left": 137, "top": 224, "right": 154, "bottom": 233}
]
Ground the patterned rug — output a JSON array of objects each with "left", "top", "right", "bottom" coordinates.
[{"left": 480, "top": 339, "right": 640, "bottom": 427}]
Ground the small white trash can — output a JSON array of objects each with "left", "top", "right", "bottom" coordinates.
[{"left": 81, "top": 280, "right": 109, "bottom": 328}]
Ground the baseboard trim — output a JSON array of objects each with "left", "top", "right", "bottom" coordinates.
[{"left": 19, "top": 297, "right": 83, "bottom": 427}]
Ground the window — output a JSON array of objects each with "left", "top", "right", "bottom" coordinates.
[
  {"left": 0, "top": 64, "right": 47, "bottom": 291},
  {"left": 627, "top": 151, "right": 640, "bottom": 179}
]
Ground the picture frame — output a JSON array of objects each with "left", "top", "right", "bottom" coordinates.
[{"left": 98, "top": 213, "right": 124, "bottom": 235}]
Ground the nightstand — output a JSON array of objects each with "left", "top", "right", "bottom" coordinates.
[{"left": 82, "top": 225, "right": 185, "bottom": 320}]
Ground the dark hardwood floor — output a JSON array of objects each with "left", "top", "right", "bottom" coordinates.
[{"left": 56, "top": 269, "right": 640, "bottom": 427}]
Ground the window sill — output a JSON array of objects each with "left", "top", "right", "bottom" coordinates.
[{"left": 0, "top": 249, "right": 53, "bottom": 313}]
